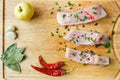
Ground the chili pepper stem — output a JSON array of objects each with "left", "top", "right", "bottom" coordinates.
[
  {"left": 65, "top": 67, "right": 74, "bottom": 73},
  {"left": 64, "top": 62, "right": 75, "bottom": 74}
]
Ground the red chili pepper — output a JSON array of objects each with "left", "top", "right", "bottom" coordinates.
[
  {"left": 38, "top": 55, "right": 64, "bottom": 69},
  {"left": 31, "top": 65, "right": 66, "bottom": 76}
]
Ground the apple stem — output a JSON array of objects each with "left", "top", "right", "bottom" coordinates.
[{"left": 19, "top": 6, "right": 22, "bottom": 12}]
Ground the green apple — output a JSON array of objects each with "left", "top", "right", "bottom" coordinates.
[{"left": 14, "top": 2, "right": 34, "bottom": 21}]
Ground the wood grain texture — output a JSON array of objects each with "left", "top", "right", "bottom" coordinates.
[
  {"left": 0, "top": 0, "right": 3, "bottom": 80},
  {"left": 3, "top": 0, "right": 120, "bottom": 80}
]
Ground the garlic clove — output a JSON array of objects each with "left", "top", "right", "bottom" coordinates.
[
  {"left": 6, "top": 25, "right": 16, "bottom": 32},
  {"left": 6, "top": 32, "right": 17, "bottom": 40}
]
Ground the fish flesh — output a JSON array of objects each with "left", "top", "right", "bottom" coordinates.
[
  {"left": 66, "top": 48, "right": 110, "bottom": 66},
  {"left": 64, "top": 30, "right": 110, "bottom": 46},
  {"left": 57, "top": 4, "right": 107, "bottom": 25}
]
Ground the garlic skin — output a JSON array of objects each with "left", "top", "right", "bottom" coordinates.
[
  {"left": 6, "top": 25, "right": 16, "bottom": 32},
  {"left": 6, "top": 32, "right": 17, "bottom": 40}
]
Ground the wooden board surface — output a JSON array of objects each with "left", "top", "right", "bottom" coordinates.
[
  {"left": 0, "top": 0, "right": 3, "bottom": 80},
  {"left": 0, "top": 0, "right": 120, "bottom": 80}
]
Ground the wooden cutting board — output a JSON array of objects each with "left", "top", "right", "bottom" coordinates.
[{"left": 1, "top": 0, "right": 120, "bottom": 80}]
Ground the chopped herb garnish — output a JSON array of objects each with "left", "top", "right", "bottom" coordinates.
[
  {"left": 103, "top": 42, "right": 110, "bottom": 48},
  {"left": 63, "top": 14, "right": 66, "bottom": 19},
  {"left": 72, "top": 52, "right": 76, "bottom": 56},
  {"left": 79, "top": 52, "right": 83, "bottom": 56},
  {"left": 56, "top": 27, "right": 59, "bottom": 31},
  {"left": 64, "top": 48, "right": 66, "bottom": 52},
  {"left": 67, "top": 28, "right": 70, "bottom": 31},
  {"left": 74, "top": 13, "right": 79, "bottom": 19},
  {"left": 67, "top": 1, "right": 74, "bottom": 7},
  {"left": 84, "top": 35, "right": 94, "bottom": 42},
  {"left": 112, "top": 31, "right": 115, "bottom": 35},
  {"left": 55, "top": 2, "right": 59, "bottom": 5},
  {"left": 87, "top": 37, "right": 91, "bottom": 41},
  {"left": 51, "top": 32, "right": 54, "bottom": 36},
  {"left": 82, "top": 16, "right": 88, "bottom": 21},
  {"left": 64, "top": 42, "right": 66, "bottom": 44},
  {"left": 94, "top": 23, "right": 98, "bottom": 26},
  {"left": 107, "top": 48, "right": 111, "bottom": 53},
  {"left": 70, "top": 37, "right": 78, "bottom": 44},
  {"left": 90, "top": 38, "right": 94, "bottom": 42},
  {"left": 92, "top": 6, "right": 97, "bottom": 10},
  {"left": 93, "top": 12, "right": 97, "bottom": 14},
  {"left": 58, "top": 34, "right": 63, "bottom": 38},
  {"left": 76, "top": 25, "right": 79, "bottom": 30},
  {"left": 112, "top": 20, "right": 116, "bottom": 23},
  {"left": 57, "top": 8, "right": 61, "bottom": 11}
]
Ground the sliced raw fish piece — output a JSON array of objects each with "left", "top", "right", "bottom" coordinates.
[
  {"left": 66, "top": 48, "right": 110, "bottom": 66},
  {"left": 64, "top": 30, "right": 110, "bottom": 46},
  {"left": 57, "top": 4, "right": 107, "bottom": 25}
]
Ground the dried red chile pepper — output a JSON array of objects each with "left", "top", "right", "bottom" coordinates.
[
  {"left": 38, "top": 55, "right": 64, "bottom": 69},
  {"left": 31, "top": 55, "right": 74, "bottom": 76},
  {"left": 31, "top": 65, "right": 66, "bottom": 76}
]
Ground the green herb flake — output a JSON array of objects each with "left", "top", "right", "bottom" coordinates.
[
  {"left": 58, "top": 34, "right": 63, "bottom": 38},
  {"left": 92, "top": 6, "right": 97, "bottom": 10},
  {"left": 55, "top": 2, "right": 59, "bottom": 5},
  {"left": 56, "top": 27, "right": 59, "bottom": 31},
  {"left": 93, "top": 12, "right": 97, "bottom": 15},
  {"left": 76, "top": 25, "right": 79, "bottom": 30},
  {"left": 112, "top": 31, "right": 115, "bottom": 35},
  {"left": 79, "top": 52, "right": 83, "bottom": 56},
  {"left": 70, "top": 37, "right": 78, "bottom": 44},
  {"left": 74, "top": 13, "right": 79, "bottom": 19},
  {"left": 87, "top": 37, "right": 91, "bottom": 41},
  {"left": 57, "top": 8, "right": 61, "bottom": 11},
  {"left": 67, "top": 1, "right": 74, "bottom": 7},
  {"left": 83, "top": 16, "right": 88, "bottom": 21},
  {"left": 90, "top": 38, "right": 94, "bottom": 42},
  {"left": 72, "top": 52, "right": 76, "bottom": 56},
  {"left": 51, "top": 32, "right": 54, "bottom": 36},
  {"left": 107, "top": 48, "right": 111, "bottom": 53},
  {"left": 67, "top": 28, "right": 70, "bottom": 31},
  {"left": 63, "top": 14, "right": 67, "bottom": 19},
  {"left": 112, "top": 20, "right": 116, "bottom": 23},
  {"left": 103, "top": 42, "right": 110, "bottom": 48}
]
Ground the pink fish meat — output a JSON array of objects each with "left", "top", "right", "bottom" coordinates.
[
  {"left": 57, "top": 4, "right": 107, "bottom": 25},
  {"left": 64, "top": 30, "right": 110, "bottom": 46},
  {"left": 66, "top": 48, "right": 110, "bottom": 66}
]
